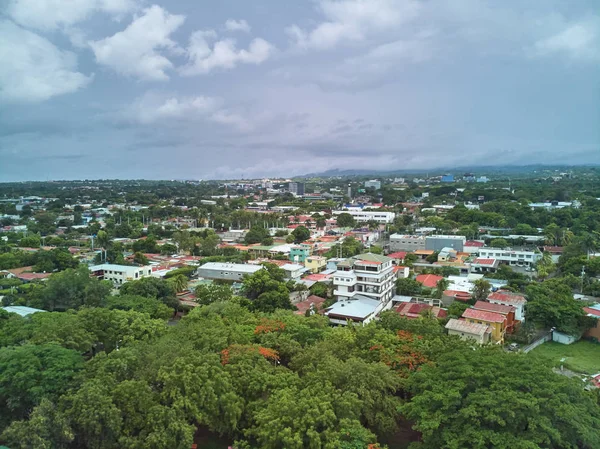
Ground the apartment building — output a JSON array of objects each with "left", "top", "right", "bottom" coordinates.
[
  {"left": 333, "top": 210, "right": 396, "bottom": 224},
  {"left": 364, "top": 180, "right": 381, "bottom": 190},
  {"left": 289, "top": 182, "right": 305, "bottom": 196},
  {"left": 90, "top": 264, "right": 153, "bottom": 286},
  {"left": 389, "top": 234, "right": 426, "bottom": 252},
  {"left": 477, "top": 248, "right": 542, "bottom": 268},
  {"left": 333, "top": 253, "right": 395, "bottom": 305}
]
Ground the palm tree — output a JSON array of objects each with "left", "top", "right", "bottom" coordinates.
[{"left": 168, "top": 274, "right": 188, "bottom": 293}]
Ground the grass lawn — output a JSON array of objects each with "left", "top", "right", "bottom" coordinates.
[{"left": 530, "top": 341, "right": 600, "bottom": 374}]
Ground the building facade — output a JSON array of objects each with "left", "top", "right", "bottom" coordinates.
[
  {"left": 477, "top": 248, "right": 542, "bottom": 268},
  {"left": 364, "top": 180, "right": 381, "bottom": 190},
  {"left": 196, "top": 263, "right": 264, "bottom": 282},
  {"left": 389, "top": 234, "right": 426, "bottom": 252},
  {"left": 425, "top": 235, "right": 466, "bottom": 252},
  {"left": 445, "top": 318, "right": 491, "bottom": 344},
  {"left": 333, "top": 210, "right": 396, "bottom": 224},
  {"left": 462, "top": 308, "right": 507, "bottom": 343},
  {"left": 90, "top": 264, "right": 153, "bottom": 286},
  {"left": 289, "top": 182, "right": 305, "bottom": 196}
]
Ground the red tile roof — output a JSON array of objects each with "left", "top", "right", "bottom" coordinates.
[
  {"left": 462, "top": 308, "right": 506, "bottom": 323},
  {"left": 465, "top": 240, "right": 485, "bottom": 247},
  {"left": 488, "top": 291, "right": 527, "bottom": 305},
  {"left": 473, "top": 300, "right": 515, "bottom": 315},
  {"left": 303, "top": 273, "right": 331, "bottom": 282},
  {"left": 416, "top": 274, "right": 443, "bottom": 288},
  {"left": 472, "top": 258, "right": 496, "bottom": 266},
  {"left": 583, "top": 307, "right": 600, "bottom": 318},
  {"left": 395, "top": 303, "right": 447, "bottom": 319},
  {"left": 388, "top": 251, "right": 407, "bottom": 260},
  {"left": 295, "top": 295, "right": 326, "bottom": 315}
]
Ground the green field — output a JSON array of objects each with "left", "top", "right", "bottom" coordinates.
[{"left": 530, "top": 341, "right": 600, "bottom": 374}]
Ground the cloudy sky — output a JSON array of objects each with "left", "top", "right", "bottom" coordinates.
[{"left": 1, "top": 0, "right": 599, "bottom": 181}]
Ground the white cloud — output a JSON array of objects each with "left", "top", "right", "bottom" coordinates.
[
  {"left": 533, "top": 19, "right": 600, "bottom": 61},
  {"left": 180, "top": 30, "right": 275, "bottom": 76},
  {"left": 123, "top": 91, "right": 251, "bottom": 131},
  {"left": 6, "top": 0, "right": 137, "bottom": 31},
  {"left": 89, "top": 5, "right": 185, "bottom": 81},
  {"left": 286, "top": 0, "right": 420, "bottom": 50},
  {"left": 225, "top": 19, "right": 251, "bottom": 33},
  {"left": 0, "top": 20, "right": 91, "bottom": 103}
]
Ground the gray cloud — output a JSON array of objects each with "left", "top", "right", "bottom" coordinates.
[{"left": 0, "top": 0, "right": 598, "bottom": 181}]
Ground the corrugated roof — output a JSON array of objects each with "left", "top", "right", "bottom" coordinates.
[
  {"left": 488, "top": 291, "right": 527, "bottom": 305},
  {"left": 473, "top": 300, "right": 515, "bottom": 315},
  {"left": 446, "top": 318, "right": 490, "bottom": 335},
  {"left": 463, "top": 308, "right": 506, "bottom": 323},
  {"left": 352, "top": 253, "right": 392, "bottom": 263}
]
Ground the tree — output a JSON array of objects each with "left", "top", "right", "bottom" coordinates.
[
  {"left": 396, "top": 278, "right": 422, "bottom": 296},
  {"left": 434, "top": 278, "right": 449, "bottom": 299},
  {"left": 403, "top": 348, "right": 600, "bottom": 449},
  {"left": 447, "top": 301, "right": 469, "bottom": 317},
  {"left": 160, "top": 243, "right": 178, "bottom": 255},
  {"left": 120, "top": 277, "right": 177, "bottom": 308},
  {"left": 471, "top": 279, "right": 491, "bottom": 302},
  {"left": 107, "top": 294, "right": 173, "bottom": 320},
  {"left": 336, "top": 213, "right": 356, "bottom": 228},
  {"left": 194, "top": 284, "right": 234, "bottom": 306},
  {"left": 41, "top": 266, "right": 111, "bottom": 311},
  {"left": 0, "top": 344, "right": 84, "bottom": 426},
  {"left": 133, "top": 252, "right": 149, "bottom": 265},
  {"left": 291, "top": 226, "right": 311, "bottom": 243},
  {"left": 167, "top": 274, "right": 188, "bottom": 293},
  {"left": 309, "top": 282, "right": 329, "bottom": 299},
  {"left": 490, "top": 238, "right": 509, "bottom": 249},
  {"left": 245, "top": 226, "right": 270, "bottom": 245}
]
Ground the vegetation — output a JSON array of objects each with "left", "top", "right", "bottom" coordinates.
[{"left": 530, "top": 341, "right": 600, "bottom": 375}]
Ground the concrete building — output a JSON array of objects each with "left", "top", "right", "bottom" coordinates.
[
  {"left": 333, "top": 210, "right": 395, "bottom": 224},
  {"left": 389, "top": 234, "right": 426, "bottom": 252},
  {"left": 289, "top": 244, "right": 312, "bottom": 263},
  {"left": 488, "top": 291, "right": 527, "bottom": 322},
  {"left": 445, "top": 318, "right": 491, "bottom": 344},
  {"left": 90, "top": 264, "right": 153, "bottom": 286},
  {"left": 280, "top": 263, "right": 306, "bottom": 281},
  {"left": 462, "top": 308, "right": 507, "bottom": 343},
  {"left": 425, "top": 235, "right": 466, "bottom": 252},
  {"left": 364, "top": 180, "right": 381, "bottom": 190},
  {"left": 305, "top": 256, "right": 327, "bottom": 273},
  {"left": 289, "top": 182, "right": 305, "bottom": 196},
  {"left": 473, "top": 301, "right": 516, "bottom": 334},
  {"left": 477, "top": 248, "right": 542, "bottom": 268},
  {"left": 324, "top": 295, "right": 380, "bottom": 326},
  {"left": 196, "top": 262, "right": 264, "bottom": 282},
  {"left": 333, "top": 253, "right": 395, "bottom": 309},
  {"left": 219, "top": 230, "right": 248, "bottom": 242}
]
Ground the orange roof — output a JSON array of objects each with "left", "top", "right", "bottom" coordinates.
[
  {"left": 415, "top": 274, "right": 443, "bottom": 288},
  {"left": 414, "top": 249, "right": 435, "bottom": 255}
]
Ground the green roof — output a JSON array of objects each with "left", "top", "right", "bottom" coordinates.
[
  {"left": 249, "top": 245, "right": 275, "bottom": 251},
  {"left": 353, "top": 253, "right": 392, "bottom": 263}
]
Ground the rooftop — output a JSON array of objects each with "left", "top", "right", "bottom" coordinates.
[
  {"left": 325, "top": 295, "right": 380, "bottom": 321},
  {"left": 352, "top": 253, "right": 392, "bottom": 263},
  {"left": 488, "top": 290, "right": 527, "bottom": 305},
  {"left": 198, "top": 262, "right": 264, "bottom": 273},
  {"left": 415, "top": 274, "right": 443, "bottom": 288},
  {"left": 446, "top": 318, "right": 490, "bottom": 336},
  {"left": 462, "top": 308, "right": 507, "bottom": 323},
  {"left": 473, "top": 300, "right": 515, "bottom": 315},
  {"left": 2, "top": 306, "right": 47, "bottom": 317}
]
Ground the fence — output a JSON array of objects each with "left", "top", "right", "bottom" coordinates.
[{"left": 522, "top": 332, "right": 553, "bottom": 353}]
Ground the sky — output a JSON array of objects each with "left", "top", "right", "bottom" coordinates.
[{"left": 0, "top": 0, "right": 599, "bottom": 181}]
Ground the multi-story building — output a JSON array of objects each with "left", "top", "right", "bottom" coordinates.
[
  {"left": 473, "top": 300, "right": 516, "bottom": 334},
  {"left": 90, "top": 264, "right": 153, "bottom": 286},
  {"left": 389, "top": 234, "right": 426, "bottom": 252},
  {"left": 196, "top": 262, "right": 264, "bottom": 282},
  {"left": 462, "top": 308, "right": 507, "bottom": 343},
  {"left": 288, "top": 182, "right": 305, "bottom": 196},
  {"left": 477, "top": 248, "right": 542, "bottom": 268},
  {"left": 333, "top": 253, "right": 395, "bottom": 307},
  {"left": 425, "top": 235, "right": 466, "bottom": 252},
  {"left": 333, "top": 210, "right": 395, "bottom": 224},
  {"left": 289, "top": 244, "right": 312, "bottom": 263},
  {"left": 364, "top": 180, "right": 381, "bottom": 190},
  {"left": 488, "top": 290, "right": 527, "bottom": 322},
  {"left": 305, "top": 256, "right": 327, "bottom": 273}
]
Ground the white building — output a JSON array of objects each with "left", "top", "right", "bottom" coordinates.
[
  {"left": 330, "top": 253, "right": 396, "bottom": 323},
  {"left": 477, "top": 248, "right": 542, "bottom": 268},
  {"left": 364, "top": 180, "right": 381, "bottom": 190},
  {"left": 280, "top": 263, "right": 307, "bottom": 281},
  {"left": 90, "top": 264, "right": 153, "bottom": 286},
  {"left": 333, "top": 210, "right": 395, "bottom": 224},
  {"left": 196, "top": 262, "right": 264, "bottom": 282},
  {"left": 324, "top": 296, "right": 380, "bottom": 326}
]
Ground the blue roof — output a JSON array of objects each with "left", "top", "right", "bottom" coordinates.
[{"left": 2, "top": 306, "right": 47, "bottom": 317}]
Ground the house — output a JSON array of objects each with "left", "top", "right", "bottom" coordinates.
[
  {"left": 488, "top": 290, "right": 527, "bottom": 322},
  {"left": 437, "top": 247, "right": 458, "bottom": 262},
  {"left": 196, "top": 262, "right": 264, "bottom": 282},
  {"left": 413, "top": 249, "right": 435, "bottom": 261},
  {"left": 387, "top": 251, "right": 407, "bottom": 263},
  {"left": 583, "top": 305, "right": 600, "bottom": 341},
  {"left": 289, "top": 244, "right": 312, "bottom": 263},
  {"left": 462, "top": 308, "right": 507, "bottom": 343},
  {"left": 463, "top": 240, "right": 485, "bottom": 254},
  {"left": 445, "top": 318, "right": 491, "bottom": 344},
  {"left": 415, "top": 274, "right": 443, "bottom": 289},
  {"left": 305, "top": 256, "right": 327, "bottom": 273},
  {"left": 89, "top": 264, "right": 153, "bottom": 286},
  {"left": 280, "top": 263, "right": 307, "bottom": 281},
  {"left": 396, "top": 302, "right": 447, "bottom": 319},
  {"left": 473, "top": 300, "right": 516, "bottom": 334},
  {"left": 394, "top": 266, "right": 410, "bottom": 279},
  {"left": 324, "top": 295, "right": 380, "bottom": 325},
  {"left": 294, "top": 295, "right": 326, "bottom": 316},
  {"left": 470, "top": 258, "right": 499, "bottom": 273}
]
